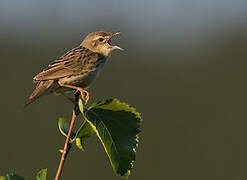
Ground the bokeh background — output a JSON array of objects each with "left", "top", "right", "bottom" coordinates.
[{"left": 1, "top": 0, "right": 247, "bottom": 179}]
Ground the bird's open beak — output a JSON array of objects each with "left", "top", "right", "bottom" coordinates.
[{"left": 108, "top": 32, "right": 124, "bottom": 51}]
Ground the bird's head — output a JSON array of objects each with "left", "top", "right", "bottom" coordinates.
[{"left": 81, "top": 31, "right": 123, "bottom": 56}]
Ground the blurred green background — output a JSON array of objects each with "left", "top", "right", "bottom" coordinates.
[{"left": 1, "top": 0, "right": 247, "bottom": 179}]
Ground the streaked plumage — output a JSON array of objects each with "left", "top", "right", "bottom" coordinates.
[{"left": 25, "top": 31, "right": 122, "bottom": 107}]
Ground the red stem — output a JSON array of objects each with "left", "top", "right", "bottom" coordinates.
[{"left": 55, "top": 111, "right": 77, "bottom": 180}]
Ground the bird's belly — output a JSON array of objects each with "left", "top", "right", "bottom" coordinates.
[
  {"left": 57, "top": 57, "right": 108, "bottom": 93},
  {"left": 58, "top": 70, "right": 100, "bottom": 89}
]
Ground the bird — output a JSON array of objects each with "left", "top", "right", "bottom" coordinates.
[{"left": 24, "top": 31, "right": 123, "bottom": 107}]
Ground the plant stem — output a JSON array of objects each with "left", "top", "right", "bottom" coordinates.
[{"left": 55, "top": 110, "right": 77, "bottom": 180}]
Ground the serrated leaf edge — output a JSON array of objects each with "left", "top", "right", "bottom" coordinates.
[{"left": 80, "top": 98, "right": 142, "bottom": 177}]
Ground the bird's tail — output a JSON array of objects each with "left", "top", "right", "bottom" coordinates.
[{"left": 24, "top": 80, "right": 54, "bottom": 107}]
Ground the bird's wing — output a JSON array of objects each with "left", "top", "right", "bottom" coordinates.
[{"left": 34, "top": 47, "right": 99, "bottom": 81}]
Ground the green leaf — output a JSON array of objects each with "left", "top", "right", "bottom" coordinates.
[
  {"left": 4, "top": 174, "right": 25, "bottom": 180},
  {"left": 58, "top": 118, "right": 76, "bottom": 139},
  {"left": 79, "top": 98, "right": 142, "bottom": 177},
  {"left": 0, "top": 176, "right": 5, "bottom": 180},
  {"left": 75, "top": 120, "right": 95, "bottom": 151},
  {"left": 36, "top": 169, "right": 47, "bottom": 180}
]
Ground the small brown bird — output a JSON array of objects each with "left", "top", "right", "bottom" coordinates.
[{"left": 25, "top": 31, "right": 123, "bottom": 107}]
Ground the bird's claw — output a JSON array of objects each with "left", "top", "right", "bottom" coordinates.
[{"left": 80, "top": 89, "right": 89, "bottom": 105}]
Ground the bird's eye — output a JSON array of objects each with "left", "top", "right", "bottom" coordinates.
[{"left": 99, "top": 37, "right": 104, "bottom": 42}]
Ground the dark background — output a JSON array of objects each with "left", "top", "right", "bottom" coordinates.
[{"left": 1, "top": 0, "right": 247, "bottom": 179}]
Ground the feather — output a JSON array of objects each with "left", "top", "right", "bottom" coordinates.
[
  {"left": 34, "top": 47, "right": 103, "bottom": 81},
  {"left": 24, "top": 80, "right": 56, "bottom": 107}
]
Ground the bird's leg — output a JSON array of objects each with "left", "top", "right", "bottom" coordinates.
[
  {"left": 61, "top": 92, "right": 77, "bottom": 105},
  {"left": 59, "top": 83, "right": 90, "bottom": 104}
]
